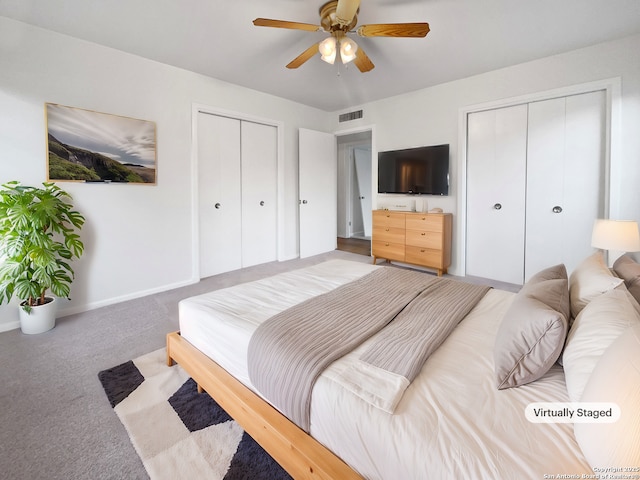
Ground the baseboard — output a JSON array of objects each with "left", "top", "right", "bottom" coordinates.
[
  {"left": 0, "top": 320, "right": 20, "bottom": 333},
  {"left": 56, "top": 278, "right": 200, "bottom": 318}
]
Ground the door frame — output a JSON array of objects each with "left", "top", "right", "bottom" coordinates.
[
  {"left": 457, "top": 77, "right": 621, "bottom": 277},
  {"left": 336, "top": 132, "right": 373, "bottom": 238},
  {"left": 335, "top": 124, "right": 377, "bottom": 229},
  {"left": 190, "top": 103, "right": 285, "bottom": 281}
]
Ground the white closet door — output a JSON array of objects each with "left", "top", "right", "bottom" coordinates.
[
  {"left": 525, "top": 90, "right": 605, "bottom": 278},
  {"left": 241, "top": 121, "right": 277, "bottom": 268},
  {"left": 198, "top": 113, "right": 242, "bottom": 278},
  {"left": 466, "top": 104, "right": 528, "bottom": 284}
]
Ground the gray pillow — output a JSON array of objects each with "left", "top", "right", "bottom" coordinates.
[
  {"left": 524, "top": 263, "right": 568, "bottom": 285},
  {"left": 613, "top": 254, "right": 640, "bottom": 304},
  {"left": 494, "top": 266, "right": 570, "bottom": 389}
]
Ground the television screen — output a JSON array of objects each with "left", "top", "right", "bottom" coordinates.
[{"left": 378, "top": 144, "right": 449, "bottom": 195}]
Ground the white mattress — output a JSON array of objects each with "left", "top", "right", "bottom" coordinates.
[{"left": 179, "top": 259, "right": 592, "bottom": 479}]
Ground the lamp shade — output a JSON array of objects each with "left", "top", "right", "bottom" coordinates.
[
  {"left": 319, "top": 37, "right": 337, "bottom": 64},
  {"left": 591, "top": 219, "right": 640, "bottom": 252},
  {"left": 340, "top": 37, "right": 358, "bottom": 64}
]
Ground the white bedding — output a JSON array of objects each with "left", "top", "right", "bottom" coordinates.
[{"left": 179, "top": 259, "right": 593, "bottom": 479}]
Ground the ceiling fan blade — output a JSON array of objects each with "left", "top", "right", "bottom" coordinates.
[
  {"left": 253, "top": 18, "right": 321, "bottom": 32},
  {"left": 335, "top": 0, "right": 361, "bottom": 26},
  {"left": 286, "top": 43, "right": 320, "bottom": 69},
  {"left": 357, "top": 23, "right": 430, "bottom": 38},
  {"left": 353, "top": 47, "right": 374, "bottom": 73}
]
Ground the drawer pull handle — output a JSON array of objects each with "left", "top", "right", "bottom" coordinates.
[
  {"left": 420, "top": 249, "right": 425, "bottom": 253},
  {"left": 386, "top": 214, "right": 390, "bottom": 217},
  {"left": 422, "top": 217, "right": 426, "bottom": 220},
  {"left": 385, "top": 243, "right": 390, "bottom": 246},
  {"left": 421, "top": 232, "right": 426, "bottom": 236},
  {"left": 385, "top": 228, "right": 389, "bottom": 231}
]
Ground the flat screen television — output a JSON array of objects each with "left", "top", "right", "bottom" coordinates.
[{"left": 378, "top": 144, "right": 449, "bottom": 195}]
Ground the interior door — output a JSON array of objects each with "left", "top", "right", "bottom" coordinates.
[
  {"left": 354, "top": 147, "right": 372, "bottom": 237},
  {"left": 466, "top": 104, "right": 528, "bottom": 284},
  {"left": 198, "top": 113, "right": 242, "bottom": 277},
  {"left": 299, "top": 128, "right": 337, "bottom": 258},
  {"left": 241, "top": 121, "right": 278, "bottom": 268},
  {"left": 525, "top": 90, "right": 605, "bottom": 278}
]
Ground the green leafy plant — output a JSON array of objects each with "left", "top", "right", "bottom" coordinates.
[{"left": 0, "top": 181, "right": 85, "bottom": 312}]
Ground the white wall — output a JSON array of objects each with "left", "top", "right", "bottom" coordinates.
[
  {"left": 2, "top": 15, "right": 638, "bottom": 331},
  {"left": 0, "top": 17, "right": 330, "bottom": 331},
  {"left": 335, "top": 33, "right": 640, "bottom": 276}
]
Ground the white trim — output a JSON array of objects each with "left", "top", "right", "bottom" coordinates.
[
  {"left": 58, "top": 278, "right": 199, "bottom": 318},
  {"left": 0, "top": 320, "right": 20, "bottom": 333},
  {"left": 190, "top": 103, "right": 285, "bottom": 280},
  {"left": 457, "top": 77, "right": 622, "bottom": 277},
  {"left": 0, "top": 277, "right": 200, "bottom": 332},
  {"left": 334, "top": 124, "right": 377, "bottom": 210}
]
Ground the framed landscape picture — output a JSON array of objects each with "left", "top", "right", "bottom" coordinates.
[{"left": 45, "top": 103, "right": 157, "bottom": 184}]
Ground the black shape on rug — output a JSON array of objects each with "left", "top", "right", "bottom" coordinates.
[
  {"left": 168, "top": 378, "right": 232, "bottom": 431},
  {"left": 98, "top": 360, "right": 144, "bottom": 408},
  {"left": 225, "top": 432, "right": 292, "bottom": 480}
]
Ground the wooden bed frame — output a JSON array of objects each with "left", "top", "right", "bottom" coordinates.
[{"left": 166, "top": 331, "right": 363, "bottom": 480}]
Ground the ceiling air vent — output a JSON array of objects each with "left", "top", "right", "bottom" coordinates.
[{"left": 339, "top": 110, "right": 363, "bottom": 122}]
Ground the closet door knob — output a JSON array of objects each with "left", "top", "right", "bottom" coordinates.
[
  {"left": 259, "top": 201, "right": 265, "bottom": 206},
  {"left": 552, "top": 206, "right": 563, "bottom": 213},
  {"left": 493, "top": 203, "right": 502, "bottom": 210},
  {"left": 215, "top": 203, "right": 221, "bottom": 209}
]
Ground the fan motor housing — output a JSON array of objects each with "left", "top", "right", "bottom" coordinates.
[{"left": 320, "top": 1, "right": 358, "bottom": 32}]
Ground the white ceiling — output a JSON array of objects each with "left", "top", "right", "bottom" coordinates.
[{"left": 2, "top": 0, "right": 640, "bottom": 111}]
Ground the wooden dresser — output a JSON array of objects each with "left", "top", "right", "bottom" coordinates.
[{"left": 372, "top": 209, "right": 452, "bottom": 276}]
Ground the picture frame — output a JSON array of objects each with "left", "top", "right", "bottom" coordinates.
[{"left": 45, "top": 103, "right": 157, "bottom": 184}]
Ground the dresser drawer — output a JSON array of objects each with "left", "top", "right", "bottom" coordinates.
[
  {"left": 373, "top": 210, "right": 405, "bottom": 229},
  {"left": 372, "top": 225, "right": 405, "bottom": 244},
  {"left": 405, "top": 229, "right": 442, "bottom": 249},
  {"left": 405, "top": 245, "right": 443, "bottom": 268},
  {"left": 372, "top": 240, "right": 405, "bottom": 261},
  {"left": 405, "top": 214, "right": 443, "bottom": 233}
]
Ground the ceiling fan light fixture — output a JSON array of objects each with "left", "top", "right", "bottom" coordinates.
[
  {"left": 319, "top": 36, "right": 336, "bottom": 56},
  {"left": 321, "top": 50, "right": 337, "bottom": 64},
  {"left": 319, "top": 36, "right": 337, "bottom": 64},
  {"left": 340, "top": 37, "right": 358, "bottom": 64}
]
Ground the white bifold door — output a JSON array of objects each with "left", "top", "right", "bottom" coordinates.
[
  {"left": 466, "top": 90, "right": 606, "bottom": 284},
  {"left": 198, "top": 112, "right": 277, "bottom": 278}
]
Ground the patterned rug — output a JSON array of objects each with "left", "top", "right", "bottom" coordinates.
[{"left": 98, "top": 349, "right": 291, "bottom": 480}]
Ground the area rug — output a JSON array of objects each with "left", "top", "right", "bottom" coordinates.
[{"left": 98, "top": 348, "right": 291, "bottom": 480}]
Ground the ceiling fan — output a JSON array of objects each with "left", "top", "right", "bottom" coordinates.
[{"left": 253, "top": 0, "right": 430, "bottom": 72}]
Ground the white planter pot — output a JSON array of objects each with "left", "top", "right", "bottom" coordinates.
[{"left": 19, "top": 297, "right": 57, "bottom": 334}]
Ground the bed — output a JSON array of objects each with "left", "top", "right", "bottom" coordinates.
[{"left": 167, "top": 254, "right": 640, "bottom": 479}]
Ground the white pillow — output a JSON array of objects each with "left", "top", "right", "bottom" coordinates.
[
  {"left": 573, "top": 323, "right": 640, "bottom": 469},
  {"left": 569, "top": 251, "right": 623, "bottom": 319},
  {"left": 562, "top": 288, "right": 640, "bottom": 402}
]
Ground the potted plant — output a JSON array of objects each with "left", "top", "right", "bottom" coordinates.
[{"left": 0, "top": 181, "right": 85, "bottom": 334}]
